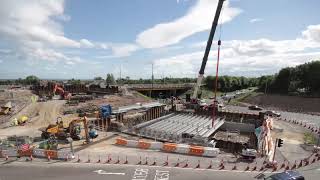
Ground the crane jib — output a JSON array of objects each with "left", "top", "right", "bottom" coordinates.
[{"left": 199, "top": 0, "right": 224, "bottom": 75}]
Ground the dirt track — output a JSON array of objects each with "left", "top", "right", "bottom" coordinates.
[{"left": 244, "top": 94, "right": 320, "bottom": 115}]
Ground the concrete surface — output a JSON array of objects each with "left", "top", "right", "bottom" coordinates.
[{"left": 0, "top": 160, "right": 319, "bottom": 180}]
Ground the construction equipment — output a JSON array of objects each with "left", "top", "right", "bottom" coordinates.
[
  {"left": 68, "top": 116, "right": 92, "bottom": 143},
  {"left": 0, "top": 101, "right": 12, "bottom": 115},
  {"left": 39, "top": 117, "right": 68, "bottom": 140},
  {"left": 39, "top": 116, "right": 93, "bottom": 144},
  {"left": 53, "top": 84, "right": 71, "bottom": 100},
  {"left": 191, "top": 0, "right": 225, "bottom": 104}
]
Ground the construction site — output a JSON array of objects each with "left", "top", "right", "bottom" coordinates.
[
  {"left": 1, "top": 1, "right": 320, "bottom": 180},
  {"left": 0, "top": 76, "right": 319, "bottom": 172}
]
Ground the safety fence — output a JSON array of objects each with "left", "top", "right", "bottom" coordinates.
[
  {"left": 115, "top": 138, "right": 219, "bottom": 157},
  {"left": 1, "top": 150, "right": 319, "bottom": 173},
  {"left": 0, "top": 148, "right": 73, "bottom": 160},
  {"left": 278, "top": 117, "right": 320, "bottom": 136}
]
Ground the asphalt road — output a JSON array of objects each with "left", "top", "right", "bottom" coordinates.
[
  {"left": 1, "top": 161, "right": 320, "bottom": 180},
  {"left": 0, "top": 161, "right": 259, "bottom": 180}
]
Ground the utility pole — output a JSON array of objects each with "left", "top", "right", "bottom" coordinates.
[
  {"left": 272, "top": 138, "right": 278, "bottom": 163},
  {"left": 265, "top": 81, "right": 268, "bottom": 94},
  {"left": 119, "top": 64, "right": 122, "bottom": 85},
  {"left": 151, "top": 63, "right": 154, "bottom": 97}
]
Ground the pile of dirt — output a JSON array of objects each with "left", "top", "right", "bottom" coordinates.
[
  {"left": 243, "top": 94, "right": 320, "bottom": 115},
  {"left": 64, "top": 91, "right": 153, "bottom": 114}
]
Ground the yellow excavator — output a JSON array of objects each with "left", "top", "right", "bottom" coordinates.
[{"left": 40, "top": 116, "right": 93, "bottom": 144}]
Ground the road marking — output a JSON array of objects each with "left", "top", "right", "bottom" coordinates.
[
  {"left": 93, "top": 170, "right": 125, "bottom": 175},
  {"left": 132, "top": 168, "right": 149, "bottom": 180},
  {"left": 154, "top": 170, "right": 169, "bottom": 180}
]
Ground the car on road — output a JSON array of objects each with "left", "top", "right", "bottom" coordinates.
[
  {"left": 248, "top": 105, "right": 263, "bottom": 111},
  {"left": 264, "top": 170, "right": 304, "bottom": 180},
  {"left": 265, "top": 110, "right": 281, "bottom": 117}
]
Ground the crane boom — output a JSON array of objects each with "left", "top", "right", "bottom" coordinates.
[{"left": 192, "top": 0, "right": 225, "bottom": 99}]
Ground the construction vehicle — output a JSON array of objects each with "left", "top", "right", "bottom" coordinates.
[
  {"left": 53, "top": 84, "right": 71, "bottom": 100},
  {"left": 68, "top": 116, "right": 93, "bottom": 143},
  {"left": 0, "top": 101, "right": 12, "bottom": 115},
  {"left": 39, "top": 117, "right": 68, "bottom": 141},
  {"left": 191, "top": 0, "right": 225, "bottom": 106},
  {"left": 39, "top": 116, "right": 94, "bottom": 144}
]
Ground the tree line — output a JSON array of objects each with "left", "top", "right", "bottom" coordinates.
[
  {"left": 2, "top": 61, "right": 319, "bottom": 96},
  {"left": 261, "top": 61, "right": 320, "bottom": 96},
  {"left": 204, "top": 60, "right": 320, "bottom": 96}
]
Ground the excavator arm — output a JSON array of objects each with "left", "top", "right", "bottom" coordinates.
[{"left": 192, "top": 0, "right": 225, "bottom": 100}]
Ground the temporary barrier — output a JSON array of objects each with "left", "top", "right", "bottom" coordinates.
[
  {"left": 176, "top": 144, "right": 190, "bottom": 154},
  {"left": 189, "top": 146, "right": 204, "bottom": 156},
  {"left": 162, "top": 143, "right": 177, "bottom": 152},
  {"left": 149, "top": 142, "right": 163, "bottom": 150},
  {"left": 0, "top": 149, "right": 18, "bottom": 157},
  {"left": 203, "top": 147, "right": 220, "bottom": 157},
  {"left": 116, "top": 138, "right": 127, "bottom": 146},
  {"left": 126, "top": 140, "right": 139, "bottom": 148},
  {"left": 57, "top": 151, "right": 73, "bottom": 160},
  {"left": 138, "top": 141, "right": 151, "bottom": 149}
]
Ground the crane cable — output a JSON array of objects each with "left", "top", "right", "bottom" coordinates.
[{"left": 212, "top": 6, "right": 224, "bottom": 128}]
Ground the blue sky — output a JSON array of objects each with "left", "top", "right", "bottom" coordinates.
[{"left": 0, "top": 0, "right": 320, "bottom": 79}]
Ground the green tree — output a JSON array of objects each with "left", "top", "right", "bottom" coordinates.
[
  {"left": 94, "top": 77, "right": 103, "bottom": 80},
  {"left": 25, "top": 75, "right": 39, "bottom": 85},
  {"left": 106, "top": 73, "right": 115, "bottom": 84}
]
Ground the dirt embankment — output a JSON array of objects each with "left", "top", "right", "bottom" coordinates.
[
  {"left": 0, "top": 100, "right": 67, "bottom": 137},
  {"left": 243, "top": 94, "right": 320, "bottom": 115}
]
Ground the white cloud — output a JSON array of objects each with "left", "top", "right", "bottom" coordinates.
[
  {"left": 0, "top": 60, "right": 3, "bottom": 63},
  {"left": 0, "top": 0, "right": 81, "bottom": 48},
  {"left": 302, "top": 24, "right": 320, "bottom": 42},
  {"left": 136, "top": 0, "right": 242, "bottom": 48},
  {"left": 249, "top": 18, "right": 263, "bottom": 23},
  {"left": 96, "top": 43, "right": 140, "bottom": 59},
  {"left": 153, "top": 25, "right": 320, "bottom": 77},
  {"left": 111, "top": 43, "right": 140, "bottom": 57},
  {"left": 80, "top": 39, "right": 95, "bottom": 48}
]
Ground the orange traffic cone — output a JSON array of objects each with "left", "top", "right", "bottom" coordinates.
[
  {"left": 96, "top": 155, "right": 101, "bottom": 163},
  {"left": 291, "top": 161, "right": 296, "bottom": 170},
  {"left": 285, "top": 162, "right": 290, "bottom": 171},
  {"left": 280, "top": 161, "right": 286, "bottom": 169},
  {"left": 244, "top": 163, "right": 250, "bottom": 171},
  {"left": 163, "top": 156, "right": 168, "bottom": 166},
  {"left": 137, "top": 156, "right": 142, "bottom": 165},
  {"left": 86, "top": 154, "right": 90, "bottom": 163},
  {"left": 174, "top": 158, "right": 180, "bottom": 167},
  {"left": 207, "top": 160, "right": 212, "bottom": 169},
  {"left": 114, "top": 156, "right": 120, "bottom": 164},
  {"left": 251, "top": 162, "right": 257, "bottom": 171},
  {"left": 259, "top": 165, "right": 264, "bottom": 171},
  {"left": 151, "top": 158, "right": 156, "bottom": 166},
  {"left": 183, "top": 160, "right": 189, "bottom": 168},
  {"left": 105, "top": 154, "right": 111, "bottom": 164},
  {"left": 195, "top": 160, "right": 200, "bottom": 169},
  {"left": 143, "top": 157, "right": 148, "bottom": 165},
  {"left": 77, "top": 154, "right": 81, "bottom": 163},
  {"left": 124, "top": 156, "right": 128, "bottom": 164},
  {"left": 232, "top": 164, "right": 237, "bottom": 170},
  {"left": 47, "top": 154, "right": 51, "bottom": 161},
  {"left": 298, "top": 160, "right": 303, "bottom": 168}
]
